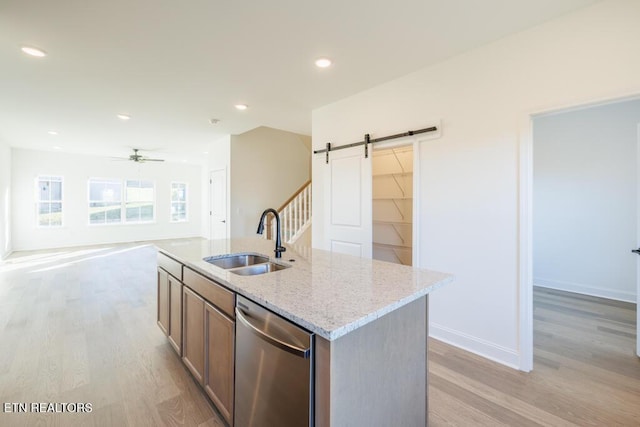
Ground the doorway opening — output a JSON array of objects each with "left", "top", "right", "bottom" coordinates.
[
  {"left": 372, "top": 145, "right": 414, "bottom": 265},
  {"left": 526, "top": 97, "right": 640, "bottom": 371}
]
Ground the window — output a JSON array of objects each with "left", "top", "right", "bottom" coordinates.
[
  {"left": 170, "top": 182, "right": 188, "bottom": 222},
  {"left": 125, "top": 180, "right": 155, "bottom": 223},
  {"left": 88, "top": 179, "right": 122, "bottom": 225},
  {"left": 36, "top": 176, "right": 63, "bottom": 227},
  {"left": 88, "top": 179, "right": 156, "bottom": 225}
]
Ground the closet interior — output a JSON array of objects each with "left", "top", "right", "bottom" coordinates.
[{"left": 372, "top": 145, "right": 413, "bottom": 266}]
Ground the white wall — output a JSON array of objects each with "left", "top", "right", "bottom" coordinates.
[
  {"left": 230, "top": 126, "right": 311, "bottom": 238},
  {"left": 312, "top": 0, "right": 640, "bottom": 368},
  {"left": 11, "top": 148, "right": 203, "bottom": 251},
  {"left": 534, "top": 100, "right": 640, "bottom": 302},
  {"left": 0, "top": 140, "right": 11, "bottom": 259}
]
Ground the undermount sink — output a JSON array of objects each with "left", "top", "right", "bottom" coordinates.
[
  {"left": 229, "top": 262, "right": 290, "bottom": 276},
  {"left": 203, "top": 253, "right": 290, "bottom": 276},
  {"left": 204, "top": 253, "right": 269, "bottom": 269}
]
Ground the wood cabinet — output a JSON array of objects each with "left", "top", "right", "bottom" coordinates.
[
  {"left": 182, "top": 286, "right": 205, "bottom": 384},
  {"left": 157, "top": 252, "right": 184, "bottom": 356},
  {"left": 183, "top": 267, "right": 234, "bottom": 317},
  {"left": 204, "top": 302, "right": 235, "bottom": 425},
  {"left": 158, "top": 254, "right": 236, "bottom": 426},
  {"left": 157, "top": 268, "right": 170, "bottom": 335},
  {"left": 181, "top": 280, "right": 236, "bottom": 425},
  {"left": 182, "top": 267, "right": 236, "bottom": 426},
  {"left": 168, "top": 275, "right": 183, "bottom": 355}
]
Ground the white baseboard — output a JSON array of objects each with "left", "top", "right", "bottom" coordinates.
[
  {"left": 430, "top": 323, "right": 521, "bottom": 370},
  {"left": 0, "top": 248, "right": 12, "bottom": 262},
  {"left": 534, "top": 277, "right": 635, "bottom": 303}
]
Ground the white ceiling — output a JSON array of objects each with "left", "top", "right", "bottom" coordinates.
[{"left": 0, "top": 0, "right": 600, "bottom": 163}]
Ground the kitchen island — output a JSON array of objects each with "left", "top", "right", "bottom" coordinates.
[{"left": 155, "top": 238, "right": 453, "bottom": 427}]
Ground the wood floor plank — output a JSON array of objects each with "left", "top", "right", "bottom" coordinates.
[
  {"left": 428, "top": 286, "right": 639, "bottom": 426},
  {"left": 430, "top": 361, "right": 576, "bottom": 427},
  {"left": 430, "top": 373, "right": 545, "bottom": 427},
  {"left": 429, "top": 386, "right": 510, "bottom": 426}
]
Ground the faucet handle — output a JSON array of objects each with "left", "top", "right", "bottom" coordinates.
[{"left": 275, "top": 246, "right": 286, "bottom": 258}]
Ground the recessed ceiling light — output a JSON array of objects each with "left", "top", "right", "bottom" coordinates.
[
  {"left": 48, "top": 130, "right": 58, "bottom": 135},
  {"left": 117, "top": 114, "right": 131, "bottom": 120},
  {"left": 315, "top": 57, "right": 332, "bottom": 68},
  {"left": 234, "top": 104, "right": 248, "bottom": 111},
  {"left": 21, "top": 46, "right": 47, "bottom": 57},
  {"left": 52, "top": 146, "right": 61, "bottom": 150},
  {"left": 203, "top": 151, "right": 209, "bottom": 155}
]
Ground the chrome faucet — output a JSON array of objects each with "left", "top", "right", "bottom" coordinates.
[{"left": 256, "top": 208, "right": 286, "bottom": 258}]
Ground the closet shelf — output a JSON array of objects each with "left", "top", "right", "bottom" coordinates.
[
  {"left": 373, "top": 220, "right": 412, "bottom": 225},
  {"left": 372, "top": 172, "right": 413, "bottom": 178},
  {"left": 372, "top": 242, "right": 413, "bottom": 250}
]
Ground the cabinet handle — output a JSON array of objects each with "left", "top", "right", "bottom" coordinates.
[{"left": 235, "top": 308, "right": 311, "bottom": 359}]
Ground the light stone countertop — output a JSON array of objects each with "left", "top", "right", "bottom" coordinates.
[{"left": 155, "top": 237, "right": 453, "bottom": 341}]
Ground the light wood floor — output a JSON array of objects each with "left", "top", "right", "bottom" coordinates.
[
  {"left": 430, "top": 286, "right": 639, "bottom": 426},
  {"left": 1, "top": 242, "right": 638, "bottom": 426}
]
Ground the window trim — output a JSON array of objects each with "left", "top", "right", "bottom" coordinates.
[
  {"left": 35, "top": 175, "right": 64, "bottom": 228},
  {"left": 170, "top": 181, "right": 188, "bottom": 223}
]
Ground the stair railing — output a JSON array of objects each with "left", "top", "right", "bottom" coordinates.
[{"left": 265, "top": 180, "right": 312, "bottom": 244}]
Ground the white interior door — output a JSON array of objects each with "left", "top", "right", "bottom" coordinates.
[
  {"left": 323, "top": 146, "right": 372, "bottom": 258},
  {"left": 210, "top": 168, "right": 227, "bottom": 240}
]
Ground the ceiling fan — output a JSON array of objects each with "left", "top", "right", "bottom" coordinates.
[{"left": 114, "top": 148, "right": 165, "bottom": 163}]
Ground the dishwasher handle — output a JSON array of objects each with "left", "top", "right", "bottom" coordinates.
[{"left": 235, "top": 308, "right": 311, "bottom": 359}]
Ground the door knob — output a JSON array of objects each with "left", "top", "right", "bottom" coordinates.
[{"left": 632, "top": 248, "right": 640, "bottom": 254}]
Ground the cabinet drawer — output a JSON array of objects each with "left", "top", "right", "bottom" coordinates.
[
  {"left": 183, "top": 267, "right": 235, "bottom": 319},
  {"left": 158, "top": 252, "right": 183, "bottom": 280}
]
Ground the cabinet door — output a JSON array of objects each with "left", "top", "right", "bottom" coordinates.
[
  {"left": 157, "top": 268, "right": 170, "bottom": 335},
  {"left": 182, "top": 286, "right": 205, "bottom": 384},
  {"left": 204, "top": 302, "right": 235, "bottom": 425},
  {"left": 168, "top": 275, "right": 183, "bottom": 355}
]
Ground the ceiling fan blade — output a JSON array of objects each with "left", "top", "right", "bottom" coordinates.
[{"left": 110, "top": 149, "right": 166, "bottom": 162}]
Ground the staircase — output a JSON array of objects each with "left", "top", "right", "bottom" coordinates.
[{"left": 265, "top": 180, "right": 311, "bottom": 244}]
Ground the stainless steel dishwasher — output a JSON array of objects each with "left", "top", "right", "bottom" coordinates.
[{"left": 235, "top": 295, "right": 314, "bottom": 427}]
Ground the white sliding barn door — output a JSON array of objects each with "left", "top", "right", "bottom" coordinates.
[{"left": 323, "top": 146, "right": 372, "bottom": 258}]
